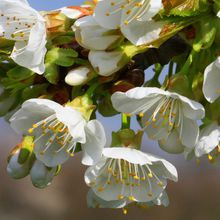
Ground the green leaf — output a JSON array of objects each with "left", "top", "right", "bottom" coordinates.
[
  {"left": 0, "top": 91, "right": 17, "bottom": 117},
  {"left": 164, "top": 0, "right": 209, "bottom": 17},
  {"left": 7, "top": 66, "right": 34, "bottom": 81},
  {"left": 52, "top": 36, "right": 74, "bottom": 45},
  {"left": 44, "top": 62, "right": 59, "bottom": 84},
  {"left": 46, "top": 47, "right": 78, "bottom": 67},
  {"left": 193, "top": 17, "right": 217, "bottom": 52},
  {"left": 22, "top": 83, "right": 49, "bottom": 100}
]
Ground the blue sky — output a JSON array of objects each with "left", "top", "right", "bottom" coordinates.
[{"left": 29, "top": 0, "right": 83, "bottom": 10}]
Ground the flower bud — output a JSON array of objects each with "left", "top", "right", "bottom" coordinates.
[
  {"left": 30, "top": 160, "right": 59, "bottom": 189},
  {"left": 7, "top": 136, "right": 34, "bottom": 179},
  {"left": 65, "top": 66, "right": 96, "bottom": 86}
]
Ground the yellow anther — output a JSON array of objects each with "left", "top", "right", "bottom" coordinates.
[
  {"left": 123, "top": 208, "right": 128, "bottom": 215},
  {"left": 218, "top": 146, "right": 220, "bottom": 153},
  {"left": 70, "top": 153, "right": 74, "bottom": 157},
  {"left": 49, "top": 139, "right": 53, "bottom": 143},
  {"left": 118, "top": 195, "right": 124, "bottom": 200},
  {"left": 107, "top": 180, "right": 111, "bottom": 185},
  {"left": 28, "top": 128, "right": 34, "bottom": 134},
  {"left": 152, "top": 118, "right": 156, "bottom": 122},
  {"left": 139, "top": 112, "right": 144, "bottom": 118},
  {"left": 128, "top": 196, "right": 135, "bottom": 201},
  {"left": 141, "top": 177, "right": 146, "bottom": 181},
  {"left": 208, "top": 154, "right": 213, "bottom": 161},
  {"left": 98, "top": 186, "right": 104, "bottom": 192},
  {"left": 111, "top": 2, "right": 115, "bottom": 6},
  {"left": 158, "top": 181, "right": 164, "bottom": 187},
  {"left": 148, "top": 173, "right": 153, "bottom": 178},
  {"left": 124, "top": 20, "right": 129, "bottom": 25},
  {"left": 133, "top": 175, "right": 140, "bottom": 180},
  {"left": 33, "top": 124, "right": 38, "bottom": 128},
  {"left": 106, "top": 12, "right": 110, "bottom": 16}
]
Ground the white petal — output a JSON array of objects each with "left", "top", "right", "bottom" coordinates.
[
  {"left": 81, "top": 120, "right": 106, "bottom": 166},
  {"left": 111, "top": 87, "right": 164, "bottom": 114},
  {"left": 89, "top": 50, "right": 125, "bottom": 76},
  {"left": 153, "top": 191, "right": 169, "bottom": 207},
  {"left": 74, "top": 16, "right": 123, "bottom": 51},
  {"left": 159, "top": 130, "right": 185, "bottom": 154},
  {"left": 121, "top": 20, "right": 164, "bottom": 46},
  {"left": 94, "top": 0, "right": 122, "bottom": 29},
  {"left": 87, "top": 189, "right": 127, "bottom": 208},
  {"left": 10, "top": 99, "right": 60, "bottom": 134},
  {"left": 195, "top": 123, "right": 220, "bottom": 157},
  {"left": 103, "top": 147, "right": 153, "bottom": 165},
  {"left": 34, "top": 133, "right": 70, "bottom": 167},
  {"left": 178, "top": 117, "right": 199, "bottom": 148},
  {"left": 11, "top": 22, "right": 47, "bottom": 74},
  {"left": 203, "top": 59, "right": 220, "bottom": 103}
]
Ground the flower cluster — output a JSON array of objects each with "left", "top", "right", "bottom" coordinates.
[{"left": 0, "top": 0, "right": 220, "bottom": 215}]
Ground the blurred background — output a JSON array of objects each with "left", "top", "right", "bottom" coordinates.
[{"left": 1, "top": 1, "right": 220, "bottom": 220}]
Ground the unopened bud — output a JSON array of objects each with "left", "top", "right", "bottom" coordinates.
[
  {"left": 30, "top": 160, "right": 58, "bottom": 189},
  {"left": 7, "top": 136, "right": 35, "bottom": 179},
  {"left": 65, "top": 66, "right": 96, "bottom": 86}
]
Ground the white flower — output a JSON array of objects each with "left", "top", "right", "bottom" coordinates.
[
  {"left": 94, "top": 0, "right": 164, "bottom": 46},
  {"left": 65, "top": 66, "right": 95, "bottom": 86},
  {"left": 30, "top": 160, "right": 57, "bottom": 188},
  {"left": 7, "top": 148, "right": 30, "bottom": 179},
  {"left": 195, "top": 122, "right": 220, "bottom": 165},
  {"left": 0, "top": 0, "right": 47, "bottom": 74},
  {"left": 73, "top": 16, "right": 123, "bottom": 51},
  {"left": 10, "top": 98, "right": 106, "bottom": 167},
  {"left": 111, "top": 87, "right": 205, "bottom": 152},
  {"left": 203, "top": 57, "right": 220, "bottom": 103},
  {"left": 85, "top": 147, "right": 177, "bottom": 203}
]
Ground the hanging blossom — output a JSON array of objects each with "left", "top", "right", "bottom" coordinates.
[
  {"left": 195, "top": 122, "right": 220, "bottom": 166},
  {"left": 93, "top": 0, "right": 164, "bottom": 46},
  {"left": 0, "top": 0, "right": 47, "bottom": 74},
  {"left": 10, "top": 98, "right": 106, "bottom": 167},
  {"left": 111, "top": 87, "right": 205, "bottom": 153},
  {"left": 203, "top": 57, "right": 220, "bottom": 103},
  {"left": 85, "top": 147, "right": 177, "bottom": 203},
  {"left": 87, "top": 188, "right": 169, "bottom": 210}
]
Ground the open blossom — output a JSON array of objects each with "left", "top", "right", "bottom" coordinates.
[
  {"left": 85, "top": 147, "right": 177, "bottom": 203},
  {"left": 94, "top": 0, "right": 164, "bottom": 46},
  {"left": 203, "top": 57, "right": 220, "bottom": 103},
  {"left": 111, "top": 87, "right": 205, "bottom": 153},
  {"left": 195, "top": 122, "right": 220, "bottom": 165},
  {"left": 10, "top": 98, "right": 106, "bottom": 167},
  {"left": 0, "top": 0, "right": 47, "bottom": 74}
]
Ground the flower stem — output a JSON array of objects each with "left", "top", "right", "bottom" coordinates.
[
  {"left": 168, "top": 61, "right": 174, "bottom": 78},
  {"left": 85, "top": 80, "right": 100, "bottom": 98},
  {"left": 121, "top": 113, "right": 131, "bottom": 130}
]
